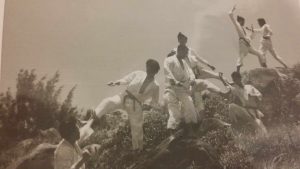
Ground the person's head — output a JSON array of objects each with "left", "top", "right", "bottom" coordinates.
[
  {"left": 231, "top": 71, "right": 243, "bottom": 86},
  {"left": 176, "top": 45, "right": 189, "bottom": 59},
  {"left": 146, "top": 59, "right": 160, "bottom": 77},
  {"left": 59, "top": 116, "right": 80, "bottom": 145},
  {"left": 237, "top": 15, "right": 245, "bottom": 26},
  {"left": 177, "top": 32, "right": 188, "bottom": 45},
  {"left": 257, "top": 18, "right": 266, "bottom": 27}
]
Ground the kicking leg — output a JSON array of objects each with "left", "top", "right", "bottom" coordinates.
[
  {"left": 94, "top": 95, "right": 123, "bottom": 118},
  {"left": 249, "top": 46, "right": 266, "bottom": 68},
  {"left": 269, "top": 46, "right": 288, "bottom": 68},
  {"left": 194, "top": 79, "right": 221, "bottom": 94},
  {"left": 80, "top": 95, "right": 123, "bottom": 142}
]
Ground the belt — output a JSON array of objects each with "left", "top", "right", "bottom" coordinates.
[
  {"left": 239, "top": 37, "right": 251, "bottom": 47},
  {"left": 124, "top": 90, "right": 142, "bottom": 111}
]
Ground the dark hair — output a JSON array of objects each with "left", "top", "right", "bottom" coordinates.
[
  {"left": 231, "top": 71, "right": 242, "bottom": 80},
  {"left": 237, "top": 15, "right": 245, "bottom": 23},
  {"left": 177, "top": 44, "right": 188, "bottom": 52},
  {"left": 257, "top": 18, "right": 266, "bottom": 26},
  {"left": 177, "top": 32, "right": 188, "bottom": 41},
  {"left": 59, "top": 116, "right": 79, "bottom": 141},
  {"left": 146, "top": 59, "right": 160, "bottom": 74}
]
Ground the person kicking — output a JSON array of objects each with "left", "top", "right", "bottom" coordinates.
[
  {"left": 168, "top": 32, "right": 229, "bottom": 118},
  {"left": 229, "top": 5, "right": 265, "bottom": 72},
  {"left": 164, "top": 45, "right": 198, "bottom": 134},
  {"left": 219, "top": 71, "right": 267, "bottom": 135},
  {"left": 80, "top": 59, "right": 160, "bottom": 151},
  {"left": 247, "top": 18, "right": 288, "bottom": 68}
]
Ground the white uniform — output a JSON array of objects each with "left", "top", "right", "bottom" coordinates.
[
  {"left": 229, "top": 12, "right": 265, "bottom": 67},
  {"left": 95, "top": 71, "right": 159, "bottom": 150},
  {"left": 54, "top": 140, "right": 84, "bottom": 169},
  {"left": 169, "top": 47, "right": 222, "bottom": 115},
  {"left": 164, "top": 55, "right": 198, "bottom": 129},
  {"left": 227, "top": 84, "right": 267, "bottom": 134},
  {"left": 169, "top": 47, "right": 220, "bottom": 79},
  {"left": 253, "top": 24, "right": 287, "bottom": 67}
]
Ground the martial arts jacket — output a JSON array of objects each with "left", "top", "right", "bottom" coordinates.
[
  {"left": 117, "top": 71, "right": 159, "bottom": 107},
  {"left": 229, "top": 12, "right": 254, "bottom": 45},
  {"left": 253, "top": 24, "right": 273, "bottom": 40},
  {"left": 164, "top": 55, "right": 195, "bottom": 89}
]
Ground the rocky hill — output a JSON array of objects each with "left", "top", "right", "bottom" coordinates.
[{"left": 2, "top": 65, "right": 300, "bottom": 169}]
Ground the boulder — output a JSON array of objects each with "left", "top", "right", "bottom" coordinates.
[
  {"left": 242, "top": 67, "right": 300, "bottom": 126},
  {"left": 243, "top": 68, "right": 279, "bottom": 91},
  {"left": 6, "top": 143, "right": 57, "bottom": 169}
]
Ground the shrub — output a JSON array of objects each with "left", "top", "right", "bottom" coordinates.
[{"left": 0, "top": 69, "right": 77, "bottom": 151}]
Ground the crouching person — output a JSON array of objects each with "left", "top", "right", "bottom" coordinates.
[
  {"left": 54, "top": 117, "right": 90, "bottom": 169},
  {"left": 220, "top": 71, "right": 267, "bottom": 135}
]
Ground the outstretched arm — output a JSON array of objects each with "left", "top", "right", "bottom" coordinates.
[
  {"left": 191, "top": 50, "right": 215, "bottom": 70},
  {"left": 228, "top": 5, "right": 244, "bottom": 38},
  {"left": 107, "top": 71, "right": 137, "bottom": 86}
]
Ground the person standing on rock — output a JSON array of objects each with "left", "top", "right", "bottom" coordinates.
[
  {"left": 81, "top": 59, "right": 160, "bottom": 151},
  {"left": 167, "top": 32, "right": 229, "bottom": 119},
  {"left": 229, "top": 5, "right": 265, "bottom": 72},
  {"left": 247, "top": 18, "right": 288, "bottom": 68},
  {"left": 219, "top": 71, "right": 268, "bottom": 135},
  {"left": 164, "top": 45, "right": 198, "bottom": 134}
]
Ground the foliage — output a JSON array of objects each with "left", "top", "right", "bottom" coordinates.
[
  {"left": 0, "top": 69, "right": 77, "bottom": 151},
  {"left": 82, "top": 110, "right": 169, "bottom": 169},
  {"left": 2, "top": 66, "right": 300, "bottom": 169}
]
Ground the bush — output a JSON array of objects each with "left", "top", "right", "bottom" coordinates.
[
  {"left": 0, "top": 69, "right": 77, "bottom": 151},
  {"left": 81, "top": 110, "right": 169, "bottom": 169}
]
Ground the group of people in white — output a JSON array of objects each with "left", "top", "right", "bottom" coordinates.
[{"left": 53, "top": 5, "right": 288, "bottom": 169}]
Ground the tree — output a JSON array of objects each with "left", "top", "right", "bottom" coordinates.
[{"left": 0, "top": 69, "right": 77, "bottom": 149}]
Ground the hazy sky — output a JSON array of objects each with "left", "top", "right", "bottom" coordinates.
[{"left": 1, "top": 0, "right": 300, "bottom": 109}]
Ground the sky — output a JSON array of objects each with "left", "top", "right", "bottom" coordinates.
[{"left": 0, "top": 0, "right": 300, "bottom": 109}]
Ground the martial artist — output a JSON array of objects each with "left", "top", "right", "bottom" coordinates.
[
  {"left": 168, "top": 32, "right": 228, "bottom": 117},
  {"left": 167, "top": 32, "right": 217, "bottom": 75},
  {"left": 229, "top": 5, "right": 265, "bottom": 72},
  {"left": 220, "top": 71, "right": 267, "bottom": 135},
  {"left": 164, "top": 45, "right": 198, "bottom": 134},
  {"left": 82, "top": 59, "right": 160, "bottom": 151},
  {"left": 247, "top": 18, "right": 288, "bottom": 68}
]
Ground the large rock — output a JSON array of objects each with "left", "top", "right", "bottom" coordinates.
[
  {"left": 6, "top": 143, "right": 57, "bottom": 169},
  {"left": 129, "top": 118, "right": 232, "bottom": 169},
  {"left": 243, "top": 68, "right": 280, "bottom": 91},
  {"left": 242, "top": 67, "right": 300, "bottom": 126}
]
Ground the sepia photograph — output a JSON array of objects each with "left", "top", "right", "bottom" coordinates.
[{"left": 0, "top": 0, "right": 300, "bottom": 168}]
